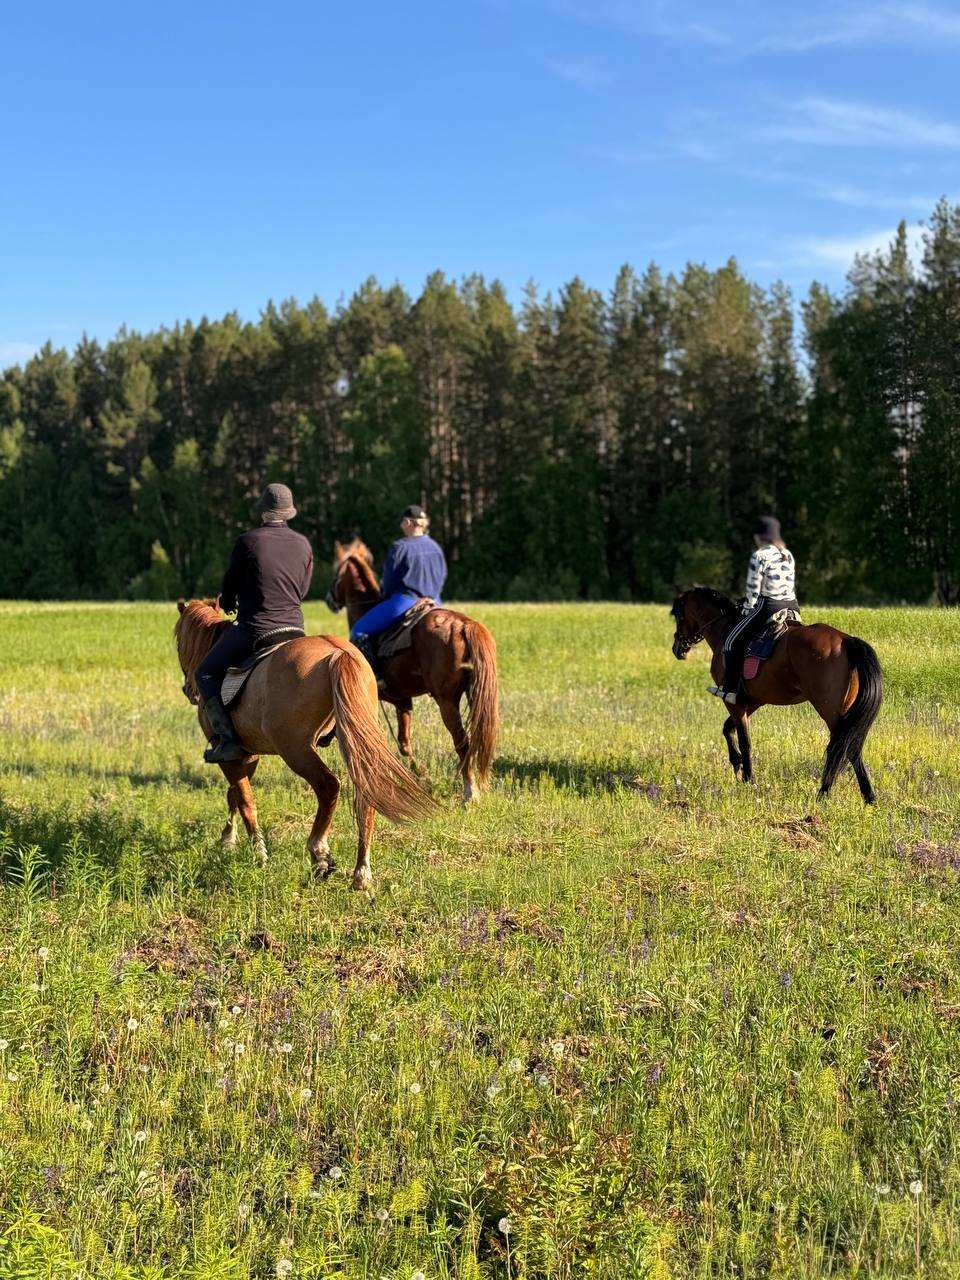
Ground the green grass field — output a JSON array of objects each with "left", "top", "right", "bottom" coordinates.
[{"left": 0, "top": 601, "right": 958, "bottom": 1279}]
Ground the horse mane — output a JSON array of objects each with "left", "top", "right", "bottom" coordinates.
[
  {"left": 174, "top": 598, "right": 229, "bottom": 681},
  {"left": 689, "top": 586, "right": 738, "bottom": 613},
  {"left": 336, "top": 539, "right": 380, "bottom": 592}
]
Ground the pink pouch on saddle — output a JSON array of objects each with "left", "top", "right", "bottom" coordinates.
[{"left": 742, "top": 655, "right": 761, "bottom": 681}]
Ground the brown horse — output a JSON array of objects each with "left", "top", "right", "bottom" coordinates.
[
  {"left": 670, "top": 587, "right": 883, "bottom": 803},
  {"left": 175, "top": 599, "right": 434, "bottom": 890},
  {"left": 325, "top": 540, "right": 499, "bottom": 802}
]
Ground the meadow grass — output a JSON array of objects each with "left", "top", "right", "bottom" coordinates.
[{"left": 0, "top": 600, "right": 958, "bottom": 1279}]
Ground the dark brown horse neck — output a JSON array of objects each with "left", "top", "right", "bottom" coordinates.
[{"left": 690, "top": 589, "right": 740, "bottom": 653}]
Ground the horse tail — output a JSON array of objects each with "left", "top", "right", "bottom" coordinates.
[
  {"left": 463, "top": 620, "right": 499, "bottom": 784},
  {"left": 820, "top": 636, "right": 884, "bottom": 796},
  {"left": 329, "top": 648, "right": 436, "bottom": 823}
]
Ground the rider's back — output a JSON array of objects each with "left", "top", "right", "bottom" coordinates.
[{"left": 222, "top": 524, "right": 314, "bottom": 633}]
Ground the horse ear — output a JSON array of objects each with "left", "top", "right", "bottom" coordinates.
[
  {"left": 177, "top": 598, "right": 186, "bottom": 613},
  {"left": 334, "top": 540, "right": 345, "bottom": 560}
]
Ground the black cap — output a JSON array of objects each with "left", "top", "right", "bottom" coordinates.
[
  {"left": 254, "top": 483, "right": 297, "bottom": 519},
  {"left": 401, "top": 504, "right": 427, "bottom": 520},
  {"left": 753, "top": 515, "right": 782, "bottom": 542}
]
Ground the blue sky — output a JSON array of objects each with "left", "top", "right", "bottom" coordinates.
[{"left": 2, "top": 0, "right": 958, "bottom": 367}]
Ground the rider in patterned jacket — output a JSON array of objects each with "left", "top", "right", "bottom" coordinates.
[{"left": 709, "top": 515, "right": 800, "bottom": 705}]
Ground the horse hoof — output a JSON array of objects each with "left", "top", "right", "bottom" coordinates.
[{"left": 352, "top": 870, "right": 373, "bottom": 893}]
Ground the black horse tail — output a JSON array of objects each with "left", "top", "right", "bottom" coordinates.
[{"left": 819, "top": 636, "right": 884, "bottom": 797}]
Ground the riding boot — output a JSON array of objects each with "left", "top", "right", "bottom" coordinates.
[
  {"left": 352, "top": 633, "right": 388, "bottom": 693},
  {"left": 202, "top": 696, "right": 248, "bottom": 763}
]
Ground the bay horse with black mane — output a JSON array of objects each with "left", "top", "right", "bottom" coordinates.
[
  {"left": 670, "top": 587, "right": 883, "bottom": 803},
  {"left": 326, "top": 540, "right": 499, "bottom": 802},
  {"left": 175, "top": 599, "right": 434, "bottom": 891}
]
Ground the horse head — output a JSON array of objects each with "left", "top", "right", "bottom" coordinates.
[
  {"left": 326, "top": 541, "right": 380, "bottom": 613},
  {"left": 670, "top": 587, "right": 735, "bottom": 659}
]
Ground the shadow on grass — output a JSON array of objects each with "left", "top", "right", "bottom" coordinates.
[
  {"left": 0, "top": 793, "right": 235, "bottom": 896},
  {"left": 493, "top": 754, "right": 665, "bottom": 798}
]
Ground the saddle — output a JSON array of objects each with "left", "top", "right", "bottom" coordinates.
[
  {"left": 742, "top": 608, "right": 802, "bottom": 681},
  {"left": 373, "top": 598, "right": 437, "bottom": 660},
  {"left": 220, "top": 627, "right": 305, "bottom": 708}
]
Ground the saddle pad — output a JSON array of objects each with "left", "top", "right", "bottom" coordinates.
[
  {"left": 220, "top": 635, "right": 303, "bottom": 708},
  {"left": 377, "top": 598, "right": 437, "bottom": 659},
  {"left": 743, "top": 608, "right": 803, "bottom": 678}
]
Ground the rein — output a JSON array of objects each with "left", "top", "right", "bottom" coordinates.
[{"left": 676, "top": 609, "right": 732, "bottom": 655}]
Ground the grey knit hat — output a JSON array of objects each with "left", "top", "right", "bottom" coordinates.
[{"left": 255, "top": 483, "right": 297, "bottom": 520}]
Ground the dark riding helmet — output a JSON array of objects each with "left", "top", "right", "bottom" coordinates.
[
  {"left": 753, "top": 515, "right": 782, "bottom": 543},
  {"left": 401, "top": 504, "right": 428, "bottom": 521}
]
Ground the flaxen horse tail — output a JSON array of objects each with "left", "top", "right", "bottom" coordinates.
[
  {"left": 463, "top": 620, "right": 499, "bottom": 784},
  {"left": 329, "top": 647, "right": 436, "bottom": 823},
  {"left": 819, "top": 636, "right": 884, "bottom": 798}
]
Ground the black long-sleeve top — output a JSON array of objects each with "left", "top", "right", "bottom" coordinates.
[{"left": 220, "top": 523, "right": 314, "bottom": 634}]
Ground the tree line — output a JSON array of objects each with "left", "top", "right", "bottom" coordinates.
[{"left": 1, "top": 202, "right": 958, "bottom": 605}]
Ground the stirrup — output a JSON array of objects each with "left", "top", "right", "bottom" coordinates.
[{"left": 204, "top": 736, "right": 247, "bottom": 764}]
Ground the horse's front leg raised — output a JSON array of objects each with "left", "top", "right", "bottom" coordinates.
[{"left": 220, "top": 759, "right": 267, "bottom": 864}]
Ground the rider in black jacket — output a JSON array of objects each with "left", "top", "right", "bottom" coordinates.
[{"left": 197, "top": 483, "right": 313, "bottom": 763}]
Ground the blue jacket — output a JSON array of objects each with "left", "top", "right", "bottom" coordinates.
[{"left": 381, "top": 534, "right": 447, "bottom": 600}]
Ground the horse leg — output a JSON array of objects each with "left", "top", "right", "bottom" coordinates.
[
  {"left": 396, "top": 699, "right": 414, "bottom": 757},
  {"left": 722, "top": 715, "right": 743, "bottom": 781},
  {"left": 279, "top": 747, "right": 341, "bottom": 879},
  {"left": 436, "top": 695, "right": 475, "bottom": 803},
  {"left": 851, "top": 752, "right": 876, "bottom": 805},
  {"left": 352, "top": 795, "right": 376, "bottom": 894},
  {"left": 220, "top": 760, "right": 267, "bottom": 863},
  {"left": 731, "top": 707, "right": 754, "bottom": 784},
  {"left": 221, "top": 783, "right": 239, "bottom": 847}
]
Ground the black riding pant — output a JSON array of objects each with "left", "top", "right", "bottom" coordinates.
[
  {"left": 196, "top": 624, "right": 257, "bottom": 703},
  {"left": 722, "top": 596, "right": 799, "bottom": 686}
]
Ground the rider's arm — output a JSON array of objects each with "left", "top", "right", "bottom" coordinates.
[
  {"left": 219, "top": 539, "right": 244, "bottom": 614},
  {"left": 299, "top": 545, "right": 314, "bottom": 601},
  {"left": 743, "top": 550, "right": 763, "bottom": 610},
  {"left": 380, "top": 544, "right": 403, "bottom": 596}
]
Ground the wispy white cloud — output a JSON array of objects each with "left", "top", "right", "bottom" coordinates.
[
  {"left": 544, "top": 55, "right": 612, "bottom": 87},
  {"left": 553, "top": 0, "right": 960, "bottom": 52},
  {"left": 766, "top": 98, "right": 960, "bottom": 149},
  {"left": 792, "top": 223, "right": 927, "bottom": 268},
  {"left": 0, "top": 341, "right": 38, "bottom": 369}
]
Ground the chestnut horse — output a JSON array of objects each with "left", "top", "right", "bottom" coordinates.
[
  {"left": 175, "top": 600, "right": 434, "bottom": 890},
  {"left": 325, "top": 540, "right": 499, "bottom": 802},
  {"left": 670, "top": 587, "right": 883, "bottom": 803}
]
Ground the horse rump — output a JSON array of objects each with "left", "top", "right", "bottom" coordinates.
[{"left": 819, "top": 635, "right": 884, "bottom": 800}]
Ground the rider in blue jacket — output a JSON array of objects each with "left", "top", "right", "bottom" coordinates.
[{"left": 351, "top": 505, "right": 446, "bottom": 669}]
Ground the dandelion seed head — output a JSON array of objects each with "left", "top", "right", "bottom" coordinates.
[
  {"left": 909, "top": 1179, "right": 923, "bottom": 1196},
  {"left": 233, "top": 1043, "right": 246, "bottom": 1056},
  {"left": 409, "top": 1081, "right": 422, "bottom": 1095},
  {"left": 38, "top": 946, "right": 50, "bottom": 960},
  {"left": 498, "top": 1216, "right": 512, "bottom": 1234},
  {"left": 376, "top": 1206, "right": 389, "bottom": 1222},
  {"left": 132, "top": 1130, "right": 147, "bottom": 1144},
  {"left": 300, "top": 1087, "right": 313, "bottom": 1100},
  {"left": 6, "top": 1071, "right": 18, "bottom": 1081},
  {"left": 231, "top": 1005, "right": 242, "bottom": 1016},
  {"left": 507, "top": 1057, "right": 523, "bottom": 1073},
  {"left": 0, "top": 1040, "right": 8, "bottom": 1052},
  {"left": 126, "top": 1017, "right": 139, "bottom": 1031},
  {"left": 328, "top": 1165, "right": 343, "bottom": 1180},
  {"left": 276, "top": 1261, "right": 294, "bottom": 1277},
  {"left": 280, "top": 1042, "right": 293, "bottom": 1054},
  {"left": 486, "top": 1084, "right": 500, "bottom": 1099}
]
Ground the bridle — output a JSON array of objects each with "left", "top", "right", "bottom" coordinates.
[{"left": 673, "top": 606, "right": 730, "bottom": 656}]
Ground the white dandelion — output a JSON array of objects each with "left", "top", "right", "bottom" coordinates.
[
  {"left": 498, "top": 1216, "right": 512, "bottom": 1235},
  {"left": 126, "top": 1017, "right": 139, "bottom": 1031},
  {"left": 328, "top": 1165, "right": 343, "bottom": 1180},
  {"left": 909, "top": 1179, "right": 923, "bottom": 1196},
  {"left": 38, "top": 946, "right": 50, "bottom": 961},
  {"left": 409, "top": 1081, "right": 422, "bottom": 1095}
]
